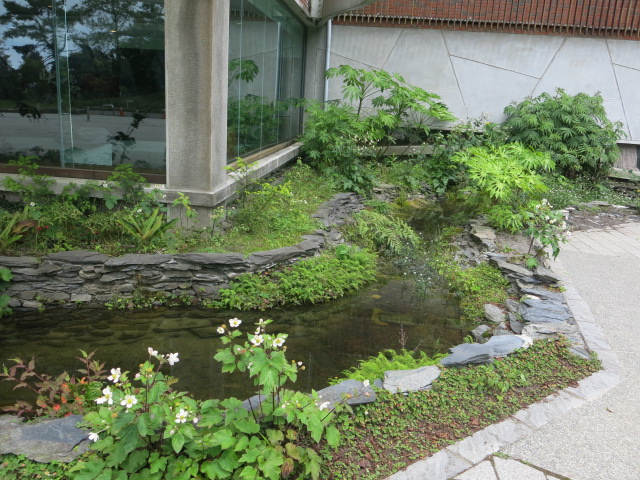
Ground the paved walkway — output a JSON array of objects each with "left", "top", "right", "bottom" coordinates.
[{"left": 389, "top": 220, "right": 640, "bottom": 480}]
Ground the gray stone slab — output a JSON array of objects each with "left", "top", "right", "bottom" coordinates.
[
  {"left": 104, "top": 253, "right": 172, "bottom": 267},
  {"left": 441, "top": 343, "right": 494, "bottom": 367},
  {"left": 446, "top": 418, "right": 532, "bottom": 464},
  {"left": 513, "top": 391, "right": 587, "bottom": 428},
  {"left": 454, "top": 460, "right": 497, "bottom": 480},
  {"left": 248, "top": 247, "right": 302, "bottom": 266},
  {"left": 383, "top": 365, "right": 441, "bottom": 394},
  {"left": 493, "top": 457, "right": 546, "bottom": 480},
  {"left": 484, "top": 335, "right": 526, "bottom": 356},
  {"left": 174, "top": 252, "right": 248, "bottom": 266},
  {"left": 0, "top": 256, "right": 40, "bottom": 268},
  {"left": 563, "top": 370, "right": 623, "bottom": 400},
  {"left": 576, "top": 321, "right": 611, "bottom": 351},
  {"left": 386, "top": 449, "right": 472, "bottom": 480},
  {"left": 44, "top": 250, "right": 108, "bottom": 264},
  {"left": 315, "top": 379, "right": 375, "bottom": 409}
]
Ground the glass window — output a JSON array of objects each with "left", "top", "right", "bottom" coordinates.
[
  {"left": 0, "top": 0, "right": 165, "bottom": 177},
  {"left": 228, "top": 0, "right": 305, "bottom": 160}
]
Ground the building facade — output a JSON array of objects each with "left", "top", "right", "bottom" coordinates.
[{"left": 0, "top": 0, "right": 638, "bottom": 214}]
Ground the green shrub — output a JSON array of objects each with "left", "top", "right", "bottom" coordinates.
[
  {"left": 453, "top": 143, "right": 554, "bottom": 232},
  {"left": 211, "top": 248, "right": 378, "bottom": 310},
  {"left": 334, "top": 349, "right": 447, "bottom": 384},
  {"left": 426, "top": 117, "right": 509, "bottom": 195},
  {"left": 504, "top": 89, "right": 625, "bottom": 180},
  {"left": 342, "top": 209, "right": 420, "bottom": 255}
]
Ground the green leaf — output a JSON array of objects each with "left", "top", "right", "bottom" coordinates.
[
  {"left": 172, "top": 431, "right": 185, "bottom": 453},
  {"left": 235, "top": 418, "right": 260, "bottom": 434},
  {"left": 325, "top": 425, "right": 341, "bottom": 448}
]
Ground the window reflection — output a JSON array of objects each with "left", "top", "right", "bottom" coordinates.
[
  {"left": 0, "top": 0, "right": 165, "bottom": 175},
  {"left": 228, "top": 0, "right": 305, "bottom": 160}
]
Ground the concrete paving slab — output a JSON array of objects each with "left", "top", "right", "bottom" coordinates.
[
  {"left": 446, "top": 419, "right": 532, "bottom": 464},
  {"left": 387, "top": 449, "right": 472, "bottom": 480},
  {"left": 513, "top": 391, "right": 587, "bottom": 429},
  {"left": 493, "top": 457, "right": 547, "bottom": 480},
  {"left": 453, "top": 460, "right": 497, "bottom": 480}
]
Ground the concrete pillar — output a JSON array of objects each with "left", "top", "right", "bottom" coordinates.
[{"left": 164, "top": 0, "right": 229, "bottom": 202}]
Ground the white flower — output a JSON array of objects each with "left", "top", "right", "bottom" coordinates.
[
  {"left": 88, "top": 432, "right": 99, "bottom": 442},
  {"left": 318, "top": 401, "right": 331, "bottom": 411},
  {"left": 134, "top": 373, "right": 141, "bottom": 380},
  {"left": 175, "top": 408, "right": 189, "bottom": 423},
  {"left": 136, "top": 208, "right": 142, "bottom": 214},
  {"left": 121, "top": 395, "right": 138, "bottom": 409},
  {"left": 251, "top": 335, "right": 264, "bottom": 346},
  {"left": 29, "top": 202, "right": 36, "bottom": 207},
  {"left": 167, "top": 352, "right": 179, "bottom": 365},
  {"left": 257, "top": 318, "right": 266, "bottom": 325},
  {"left": 216, "top": 326, "right": 225, "bottom": 334},
  {"left": 229, "top": 318, "right": 242, "bottom": 328},
  {"left": 148, "top": 347, "right": 158, "bottom": 356},
  {"left": 297, "top": 361, "right": 303, "bottom": 366},
  {"left": 255, "top": 327, "right": 262, "bottom": 335},
  {"left": 362, "top": 380, "right": 370, "bottom": 387},
  {"left": 96, "top": 386, "right": 114, "bottom": 405},
  {"left": 107, "top": 368, "right": 121, "bottom": 383},
  {"left": 102, "top": 182, "right": 109, "bottom": 188},
  {"left": 192, "top": 417, "right": 199, "bottom": 425},
  {"left": 272, "top": 337, "right": 285, "bottom": 348}
]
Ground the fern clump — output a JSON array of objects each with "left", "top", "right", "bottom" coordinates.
[
  {"left": 343, "top": 209, "right": 420, "bottom": 255},
  {"left": 503, "top": 89, "right": 625, "bottom": 180},
  {"left": 332, "top": 349, "right": 446, "bottom": 384}
]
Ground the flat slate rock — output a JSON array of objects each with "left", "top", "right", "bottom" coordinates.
[
  {"left": 383, "top": 365, "right": 441, "bottom": 393},
  {"left": 441, "top": 343, "right": 495, "bottom": 368},
  {"left": 44, "top": 250, "right": 109, "bottom": 264},
  {"left": 174, "top": 253, "right": 248, "bottom": 266},
  {"left": 0, "top": 256, "right": 40, "bottom": 268},
  {"left": 484, "top": 304, "right": 506, "bottom": 323},
  {"left": 248, "top": 247, "right": 302, "bottom": 266},
  {"left": 316, "top": 379, "right": 376, "bottom": 409},
  {"left": 0, "top": 414, "right": 89, "bottom": 463},
  {"left": 485, "top": 335, "right": 527, "bottom": 356},
  {"left": 104, "top": 253, "right": 172, "bottom": 267}
]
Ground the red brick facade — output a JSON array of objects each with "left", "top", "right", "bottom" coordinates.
[{"left": 335, "top": 0, "right": 640, "bottom": 39}]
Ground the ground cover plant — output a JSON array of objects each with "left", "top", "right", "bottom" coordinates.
[
  {"left": 0, "top": 160, "right": 335, "bottom": 257},
  {"left": 209, "top": 246, "right": 378, "bottom": 311},
  {"left": 322, "top": 337, "right": 600, "bottom": 479}
]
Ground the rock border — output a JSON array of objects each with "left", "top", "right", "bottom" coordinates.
[{"left": 0, "top": 193, "right": 365, "bottom": 312}]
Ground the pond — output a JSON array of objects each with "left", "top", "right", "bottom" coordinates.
[{"left": 0, "top": 200, "right": 473, "bottom": 407}]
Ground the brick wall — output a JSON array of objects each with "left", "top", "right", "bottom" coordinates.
[{"left": 335, "top": 0, "right": 640, "bottom": 39}]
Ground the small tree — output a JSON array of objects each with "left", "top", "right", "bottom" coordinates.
[{"left": 503, "top": 89, "right": 625, "bottom": 180}]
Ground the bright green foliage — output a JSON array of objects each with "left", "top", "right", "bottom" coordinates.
[
  {"left": 0, "top": 207, "right": 29, "bottom": 253},
  {"left": 542, "top": 173, "right": 639, "bottom": 209},
  {"left": 333, "top": 349, "right": 446, "bottom": 384},
  {"left": 504, "top": 89, "right": 625, "bottom": 180},
  {"left": 212, "top": 248, "right": 378, "bottom": 310},
  {"left": 325, "top": 65, "right": 456, "bottom": 151},
  {"left": 426, "top": 228, "right": 510, "bottom": 321},
  {"left": 453, "top": 143, "right": 554, "bottom": 232},
  {"left": 106, "top": 163, "right": 149, "bottom": 205},
  {"left": 426, "top": 117, "right": 509, "bottom": 195},
  {"left": 116, "top": 208, "right": 178, "bottom": 247},
  {"left": 342, "top": 209, "right": 420, "bottom": 255},
  {"left": 0, "top": 267, "right": 12, "bottom": 318},
  {"left": 300, "top": 100, "right": 376, "bottom": 195},
  {"left": 73, "top": 320, "right": 344, "bottom": 480},
  {"left": 524, "top": 198, "right": 568, "bottom": 262},
  {"left": 301, "top": 65, "right": 455, "bottom": 194}
]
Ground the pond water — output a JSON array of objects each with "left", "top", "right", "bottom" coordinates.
[{"left": 0, "top": 200, "right": 473, "bottom": 407}]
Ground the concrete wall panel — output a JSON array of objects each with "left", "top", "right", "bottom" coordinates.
[
  {"left": 442, "top": 31, "right": 563, "bottom": 78},
  {"left": 450, "top": 57, "right": 539, "bottom": 121},
  {"left": 320, "top": 26, "right": 638, "bottom": 142},
  {"left": 608, "top": 40, "right": 640, "bottom": 71},
  {"left": 614, "top": 65, "right": 640, "bottom": 142},
  {"left": 532, "top": 38, "right": 619, "bottom": 100},
  {"left": 331, "top": 25, "right": 401, "bottom": 69}
]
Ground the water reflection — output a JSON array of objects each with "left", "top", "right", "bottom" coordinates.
[{"left": 0, "top": 276, "right": 468, "bottom": 407}]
